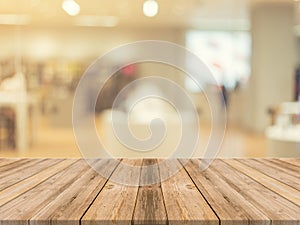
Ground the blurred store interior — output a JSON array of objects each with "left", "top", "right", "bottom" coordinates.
[{"left": 0, "top": 0, "right": 299, "bottom": 158}]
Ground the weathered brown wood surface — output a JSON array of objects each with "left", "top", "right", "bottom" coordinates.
[{"left": 0, "top": 158, "right": 299, "bottom": 224}]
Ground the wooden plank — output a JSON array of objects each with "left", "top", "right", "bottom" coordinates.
[
  {"left": 159, "top": 159, "right": 218, "bottom": 225},
  {"left": 0, "top": 158, "right": 43, "bottom": 177},
  {"left": 0, "top": 158, "right": 299, "bottom": 225},
  {"left": 81, "top": 159, "right": 142, "bottom": 225},
  {"left": 0, "top": 159, "right": 77, "bottom": 207},
  {"left": 181, "top": 159, "right": 270, "bottom": 225},
  {"left": 0, "top": 159, "right": 62, "bottom": 191},
  {"left": 263, "top": 159, "right": 300, "bottom": 176},
  {"left": 0, "top": 158, "right": 22, "bottom": 168},
  {"left": 30, "top": 159, "right": 120, "bottom": 225},
  {"left": 214, "top": 159, "right": 300, "bottom": 225},
  {"left": 279, "top": 158, "right": 300, "bottom": 167},
  {"left": 225, "top": 159, "right": 300, "bottom": 207},
  {"left": 238, "top": 158, "right": 300, "bottom": 191},
  {"left": 0, "top": 159, "right": 88, "bottom": 225},
  {"left": 0, "top": 158, "right": 30, "bottom": 171},
  {"left": 133, "top": 159, "right": 167, "bottom": 225}
]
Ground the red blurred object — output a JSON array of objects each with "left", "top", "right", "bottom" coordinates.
[{"left": 121, "top": 64, "right": 136, "bottom": 77}]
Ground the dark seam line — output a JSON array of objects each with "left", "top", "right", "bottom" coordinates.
[
  {"left": 79, "top": 159, "right": 123, "bottom": 225},
  {"left": 225, "top": 158, "right": 300, "bottom": 208},
  {"left": 0, "top": 158, "right": 75, "bottom": 208},
  {"left": 179, "top": 159, "right": 221, "bottom": 225}
]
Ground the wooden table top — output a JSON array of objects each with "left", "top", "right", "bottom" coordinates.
[{"left": 0, "top": 158, "right": 299, "bottom": 225}]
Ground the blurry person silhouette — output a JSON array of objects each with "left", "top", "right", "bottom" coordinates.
[
  {"left": 220, "top": 85, "right": 228, "bottom": 108},
  {"left": 295, "top": 65, "right": 300, "bottom": 101}
]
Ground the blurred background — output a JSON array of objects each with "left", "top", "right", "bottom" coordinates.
[{"left": 0, "top": 0, "right": 299, "bottom": 158}]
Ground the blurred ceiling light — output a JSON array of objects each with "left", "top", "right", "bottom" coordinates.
[
  {"left": 0, "top": 14, "right": 30, "bottom": 25},
  {"left": 62, "top": 0, "right": 80, "bottom": 16},
  {"left": 74, "top": 16, "right": 119, "bottom": 27},
  {"left": 143, "top": 0, "right": 158, "bottom": 17}
]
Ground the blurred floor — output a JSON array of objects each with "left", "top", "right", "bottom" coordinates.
[
  {"left": 0, "top": 116, "right": 268, "bottom": 158},
  {"left": 218, "top": 124, "right": 268, "bottom": 157}
]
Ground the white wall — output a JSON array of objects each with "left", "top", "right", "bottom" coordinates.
[{"left": 243, "top": 3, "right": 296, "bottom": 132}]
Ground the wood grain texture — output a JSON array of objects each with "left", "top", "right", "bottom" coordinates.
[
  {"left": 133, "top": 159, "right": 167, "bottom": 225},
  {"left": 81, "top": 159, "right": 142, "bottom": 225},
  {"left": 0, "top": 159, "right": 62, "bottom": 191},
  {"left": 0, "top": 158, "right": 22, "bottom": 169},
  {"left": 0, "top": 158, "right": 299, "bottom": 225},
  {"left": 219, "top": 159, "right": 300, "bottom": 225},
  {"left": 267, "top": 159, "right": 300, "bottom": 176},
  {"left": 30, "top": 159, "right": 120, "bottom": 225},
  {"left": 225, "top": 159, "right": 300, "bottom": 207},
  {"left": 0, "top": 159, "right": 77, "bottom": 207},
  {"left": 239, "top": 158, "right": 300, "bottom": 192},
  {"left": 0, "top": 159, "right": 44, "bottom": 181},
  {"left": 181, "top": 159, "right": 270, "bottom": 225},
  {"left": 0, "top": 159, "right": 83, "bottom": 225},
  {"left": 279, "top": 158, "right": 300, "bottom": 167},
  {"left": 159, "top": 159, "right": 218, "bottom": 225}
]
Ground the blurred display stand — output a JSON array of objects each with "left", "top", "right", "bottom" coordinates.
[
  {"left": 0, "top": 108, "right": 15, "bottom": 149},
  {"left": 266, "top": 102, "right": 300, "bottom": 157},
  {"left": 0, "top": 72, "right": 39, "bottom": 152},
  {"left": 0, "top": 92, "right": 39, "bottom": 151}
]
